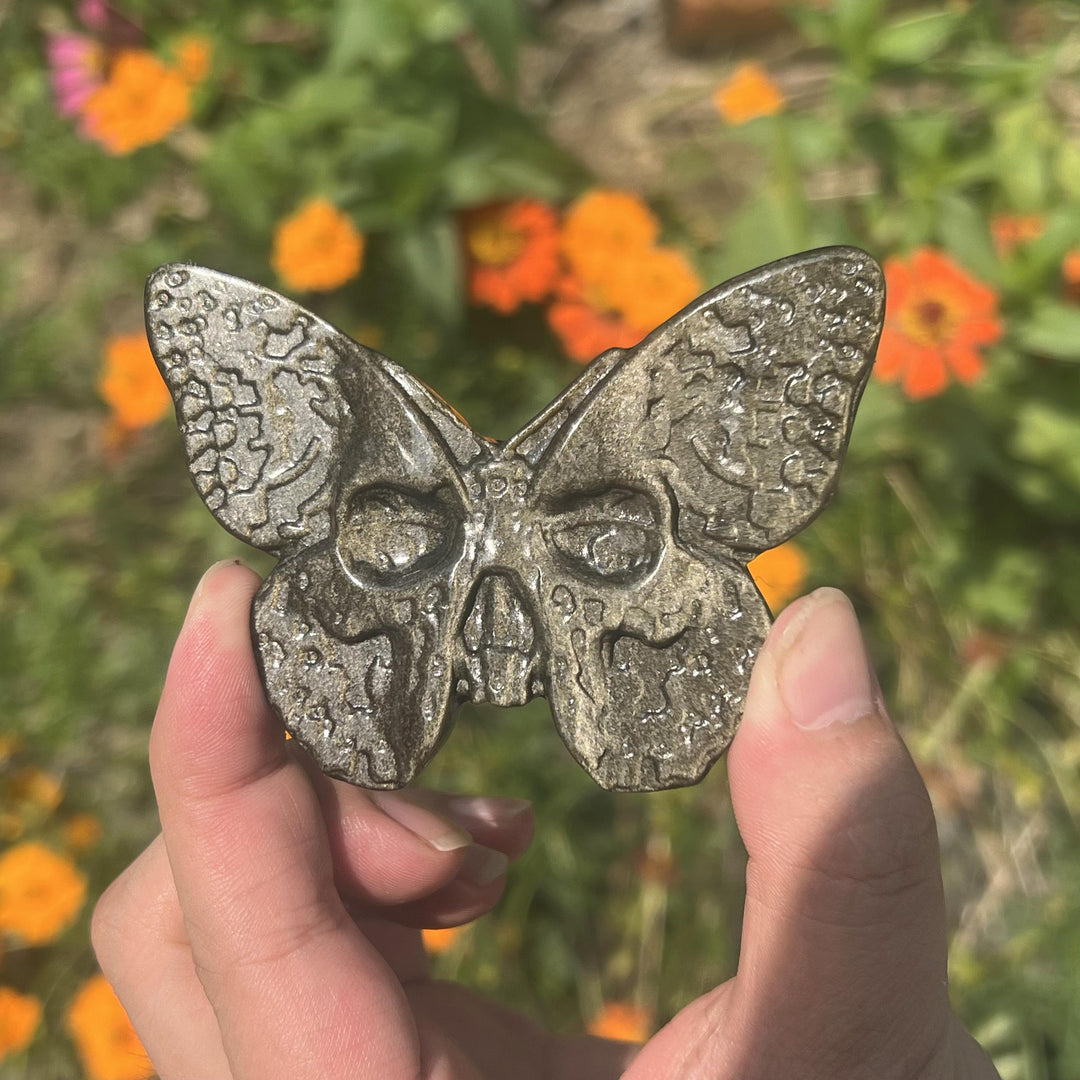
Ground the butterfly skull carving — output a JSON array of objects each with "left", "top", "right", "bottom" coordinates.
[{"left": 145, "top": 247, "right": 884, "bottom": 792}]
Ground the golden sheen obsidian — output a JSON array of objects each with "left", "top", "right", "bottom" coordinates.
[{"left": 145, "top": 248, "right": 884, "bottom": 792}]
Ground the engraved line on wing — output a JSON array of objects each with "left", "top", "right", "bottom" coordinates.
[
  {"left": 371, "top": 364, "right": 477, "bottom": 504},
  {"left": 687, "top": 431, "right": 758, "bottom": 495}
]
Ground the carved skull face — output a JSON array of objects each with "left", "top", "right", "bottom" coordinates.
[{"left": 147, "top": 248, "right": 883, "bottom": 791}]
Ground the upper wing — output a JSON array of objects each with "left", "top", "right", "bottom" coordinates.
[
  {"left": 146, "top": 264, "right": 489, "bottom": 554},
  {"left": 145, "top": 264, "right": 362, "bottom": 552},
  {"left": 523, "top": 246, "right": 884, "bottom": 557}
]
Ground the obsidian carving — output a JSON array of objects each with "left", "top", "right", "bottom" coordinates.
[{"left": 145, "top": 246, "right": 885, "bottom": 792}]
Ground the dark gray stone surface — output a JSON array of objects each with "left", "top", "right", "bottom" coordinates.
[{"left": 145, "top": 247, "right": 884, "bottom": 791}]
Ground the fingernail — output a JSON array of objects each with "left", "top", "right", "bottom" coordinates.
[
  {"left": 182, "top": 559, "right": 252, "bottom": 652},
  {"left": 458, "top": 843, "right": 508, "bottom": 887},
  {"left": 188, "top": 559, "right": 247, "bottom": 612},
  {"left": 442, "top": 796, "right": 532, "bottom": 831},
  {"left": 773, "top": 587, "right": 879, "bottom": 731},
  {"left": 370, "top": 791, "right": 471, "bottom": 852}
]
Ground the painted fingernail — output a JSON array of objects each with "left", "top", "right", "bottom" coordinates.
[
  {"left": 458, "top": 843, "right": 508, "bottom": 887},
  {"left": 774, "top": 587, "right": 879, "bottom": 731},
  {"left": 370, "top": 791, "right": 471, "bottom": 852},
  {"left": 442, "top": 796, "right": 532, "bottom": 831}
]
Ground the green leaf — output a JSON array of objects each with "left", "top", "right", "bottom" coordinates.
[
  {"left": 444, "top": 147, "right": 564, "bottom": 205},
  {"left": 785, "top": 5, "right": 834, "bottom": 47},
  {"left": 329, "top": 0, "right": 416, "bottom": 70},
  {"left": 962, "top": 548, "right": 1045, "bottom": 629},
  {"left": 418, "top": 1, "right": 471, "bottom": 42},
  {"left": 936, "top": 193, "right": 1000, "bottom": 284},
  {"left": 706, "top": 189, "right": 803, "bottom": 281},
  {"left": 834, "top": 0, "right": 888, "bottom": 55},
  {"left": 459, "top": 0, "right": 527, "bottom": 87},
  {"left": 890, "top": 112, "right": 952, "bottom": 165},
  {"left": 873, "top": 10, "right": 961, "bottom": 65},
  {"left": 1012, "top": 401, "right": 1080, "bottom": 493},
  {"left": 395, "top": 217, "right": 464, "bottom": 324},
  {"left": 328, "top": 0, "right": 467, "bottom": 70},
  {"left": 1014, "top": 302, "right": 1080, "bottom": 362},
  {"left": 1055, "top": 140, "right": 1080, "bottom": 202},
  {"left": 1018, "top": 211, "right": 1080, "bottom": 279},
  {"left": 992, "top": 101, "right": 1050, "bottom": 210}
]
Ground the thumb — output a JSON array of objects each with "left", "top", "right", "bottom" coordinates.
[{"left": 725, "top": 587, "right": 952, "bottom": 1078}]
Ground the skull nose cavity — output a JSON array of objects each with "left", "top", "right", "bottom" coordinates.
[
  {"left": 463, "top": 573, "right": 534, "bottom": 653},
  {"left": 462, "top": 573, "right": 538, "bottom": 707}
]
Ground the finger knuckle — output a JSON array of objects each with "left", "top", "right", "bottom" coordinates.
[
  {"left": 90, "top": 877, "right": 129, "bottom": 970},
  {"left": 800, "top": 779, "right": 942, "bottom": 922},
  {"left": 193, "top": 875, "right": 348, "bottom": 982}
]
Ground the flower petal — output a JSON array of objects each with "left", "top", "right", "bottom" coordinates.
[{"left": 903, "top": 348, "right": 949, "bottom": 399}]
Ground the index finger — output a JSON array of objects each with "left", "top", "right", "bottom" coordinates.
[{"left": 150, "top": 561, "right": 423, "bottom": 1079}]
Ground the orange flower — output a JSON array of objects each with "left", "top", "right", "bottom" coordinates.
[
  {"left": 66, "top": 974, "right": 153, "bottom": 1080},
  {"left": 713, "top": 62, "right": 784, "bottom": 124},
  {"left": 748, "top": 541, "right": 808, "bottom": 611},
  {"left": 174, "top": 34, "right": 211, "bottom": 84},
  {"left": 991, "top": 212, "right": 1044, "bottom": 259},
  {"left": 98, "top": 332, "right": 172, "bottom": 431},
  {"left": 605, "top": 246, "right": 702, "bottom": 331},
  {"left": 8, "top": 766, "right": 64, "bottom": 814},
  {"left": 421, "top": 925, "right": 465, "bottom": 954},
  {"left": 465, "top": 200, "right": 561, "bottom": 313},
  {"left": 83, "top": 49, "right": 191, "bottom": 154},
  {"left": 0, "top": 842, "right": 86, "bottom": 945},
  {"left": 1062, "top": 250, "right": 1080, "bottom": 302},
  {"left": 63, "top": 813, "right": 104, "bottom": 854},
  {"left": 548, "top": 274, "right": 644, "bottom": 364},
  {"left": 554, "top": 188, "right": 703, "bottom": 359},
  {"left": 560, "top": 189, "right": 660, "bottom": 285},
  {"left": 874, "top": 249, "right": 1002, "bottom": 400},
  {"left": 272, "top": 198, "right": 365, "bottom": 292},
  {"left": 0, "top": 987, "right": 41, "bottom": 1062},
  {"left": 587, "top": 1001, "right": 651, "bottom": 1043}
]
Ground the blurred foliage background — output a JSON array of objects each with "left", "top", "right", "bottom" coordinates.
[{"left": 3, "top": 0, "right": 1080, "bottom": 1077}]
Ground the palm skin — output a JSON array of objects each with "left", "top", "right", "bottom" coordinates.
[{"left": 93, "top": 563, "right": 999, "bottom": 1080}]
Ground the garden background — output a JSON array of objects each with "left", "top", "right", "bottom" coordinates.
[{"left": 3, "top": 0, "right": 1080, "bottom": 1077}]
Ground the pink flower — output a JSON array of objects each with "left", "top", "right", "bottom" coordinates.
[
  {"left": 78, "top": 0, "right": 109, "bottom": 31},
  {"left": 47, "top": 33, "right": 105, "bottom": 117}
]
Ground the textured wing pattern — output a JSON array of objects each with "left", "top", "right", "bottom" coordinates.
[
  {"left": 146, "top": 250, "right": 883, "bottom": 793},
  {"left": 145, "top": 264, "right": 361, "bottom": 552},
  {"left": 524, "top": 247, "right": 884, "bottom": 789},
  {"left": 542, "top": 246, "right": 885, "bottom": 557}
]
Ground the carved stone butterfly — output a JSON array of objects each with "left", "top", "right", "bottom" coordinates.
[{"left": 145, "top": 246, "right": 884, "bottom": 792}]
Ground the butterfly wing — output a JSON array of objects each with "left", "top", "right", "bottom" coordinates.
[
  {"left": 145, "top": 264, "right": 360, "bottom": 553},
  {"left": 146, "top": 264, "right": 491, "bottom": 788},
  {"left": 518, "top": 246, "right": 884, "bottom": 790}
]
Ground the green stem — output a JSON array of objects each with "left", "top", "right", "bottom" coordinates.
[{"left": 769, "top": 112, "right": 809, "bottom": 248}]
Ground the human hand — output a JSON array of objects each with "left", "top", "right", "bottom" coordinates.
[{"left": 93, "top": 561, "right": 1000, "bottom": 1079}]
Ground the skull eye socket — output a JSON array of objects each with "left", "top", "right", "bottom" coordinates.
[
  {"left": 546, "top": 490, "right": 661, "bottom": 584},
  {"left": 337, "top": 486, "right": 459, "bottom": 584}
]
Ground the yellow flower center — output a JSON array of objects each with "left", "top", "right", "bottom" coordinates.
[
  {"left": 900, "top": 292, "right": 961, "bottom": 347},
  {"left": 468, "top": 220, "right": 525, "bottom": 267}
]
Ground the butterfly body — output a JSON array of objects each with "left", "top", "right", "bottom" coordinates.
[{"left": 146, "top": 247, "right": 884, "bottom": 792}]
